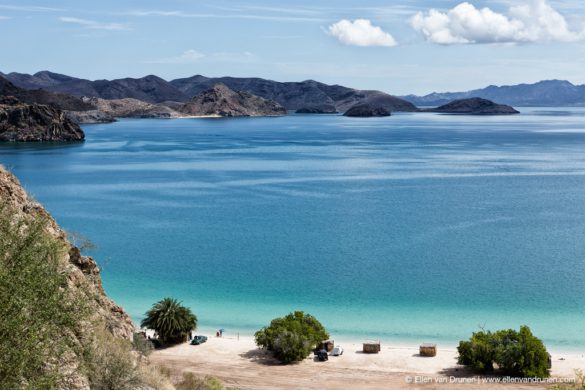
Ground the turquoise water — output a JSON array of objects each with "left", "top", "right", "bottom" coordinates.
[{"left": 2, "top": 110, "right": 585, "bottom": 351}]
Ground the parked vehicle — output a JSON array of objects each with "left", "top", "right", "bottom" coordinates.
[
  {"left": 190, "top": 335, "right": 208, "bottom": 345},
  {"left": 331, "top": 346, "right": 344, "bottom": 356},
  {"left": 315, "top": 349, "right": 329, "bottom": 361}
]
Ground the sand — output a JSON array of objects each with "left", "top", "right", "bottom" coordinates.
[{"left": 149, "top": 332, "right": 585, "bottom": 389}]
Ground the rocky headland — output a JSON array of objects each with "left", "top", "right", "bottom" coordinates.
[{"left": 0, "top": 96, "right": 85, "bottom": 142}]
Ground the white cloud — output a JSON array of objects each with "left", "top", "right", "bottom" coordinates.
[
  {"left": 411, "top": 0, "right": 585, "bottom": 45},
  {"left": 59, "top": 17, "right": 130, "bottom": 31},
  {"left": 327, "top": 19, "right": 397, "bottom": 47}
]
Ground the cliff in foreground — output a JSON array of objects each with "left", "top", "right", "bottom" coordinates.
[{"left": 0, "top": 166, "right": 136, "bottom": 388}]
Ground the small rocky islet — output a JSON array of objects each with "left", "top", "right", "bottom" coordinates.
[
  {"left": 343, "top": 103, "right": 391, "bottom": 117},
  {"left": 425, "top": 97, "right": 520, "bottom": 115}
]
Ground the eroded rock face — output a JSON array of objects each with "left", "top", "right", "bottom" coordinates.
[
  {"left": 343, "top": 103, "right": 391, "bottom": 117},
  {"left": 0, "top": 97, "right": 85, "bottom": 142},
  {"left": 179, "top": 83, "right": 287, "bottom": 117}
]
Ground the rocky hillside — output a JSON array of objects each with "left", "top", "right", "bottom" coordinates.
[
  {"left": 2, "top": 71, "right": 188, "bottom": 104},
  {"left": 426, "top": 98, "right": 520, "bottom": 115},
  {"left": 179, "top": 83, "right": 287, "bottom": 117},
  {"left": 82, "top": 96, "right": 181, "bottom": 118},
  {"left": 0, "top": 75, "right": 93, "bottom": 112},
  {"left": 0, "top": 166, "right": 134, "bottom": 388},
  {"left": 0, "top": 96, "right": 85, "bottom": 141}
]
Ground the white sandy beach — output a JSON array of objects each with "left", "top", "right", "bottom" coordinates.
[{"left": 149, "top": 332, "right": 585, "bottom": 389}]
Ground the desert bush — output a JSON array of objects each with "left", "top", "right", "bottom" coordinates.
[
  {"left": 458, "top": 325, "right": 550, "bottom": 377},
  {"left": 85, "top": 327, "right": 141, "bottom": 390},
  {"left": 0, "top": 202, "right": 85, "bottom": 389},
  {"left": 175, "top": 372, "right": 225, "bottom": 390},
  {"left": 255, "top": 311, "right": 329, "bottom": 363},
  {"left": 133, "top": 332, "right": 154, "bottom": 357}
]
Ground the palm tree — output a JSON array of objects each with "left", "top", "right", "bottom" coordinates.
[{"left": 140, "top": 298, "right": 197, "bottom": 344}]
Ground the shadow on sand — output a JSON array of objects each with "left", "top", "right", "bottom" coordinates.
[{"left": 239, "top": 348, "right": 284, "bottom": 366}]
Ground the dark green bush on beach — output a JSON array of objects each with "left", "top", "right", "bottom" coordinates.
[
  {"left": 255, "top": 311, "right": 329, "bottom": 364},
  {"left": 141, "top": 297, "right": 198, "bottom": 344},
  {"left": 458, "top": 325, "right": 550, "bottom": 378}
]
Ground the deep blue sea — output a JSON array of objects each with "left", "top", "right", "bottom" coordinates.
[{"left": 2, "top": 109, "right": 585, "bottom": 351}]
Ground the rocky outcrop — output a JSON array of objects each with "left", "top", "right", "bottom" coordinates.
[
  {"left": 295, "top": 104, "right": 337, "bottom": 114},
  {"left": 179, "top": 83, "right": 287, "bottom": 117},
  {"left": 0, "top": 166, "right": 135, "bottom": 388},
  {"left": 343, "top": 103, "right": 391, "bottom": 117},
  {"left": 426, "top": 98, "right": 520, "bottom": 115},
  {"left": 0, "top": 97, "right": 85, "bottom": 142}
]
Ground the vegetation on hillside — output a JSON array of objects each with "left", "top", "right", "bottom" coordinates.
[
  {"left": 0, "top": 202, "right": 85, "bottom": 388},
  {"left": 457, "top": 325, "right": 550, "bottom": 378},
  {"left": 255, "top": 311, "right": 329, "bottom": 363}
]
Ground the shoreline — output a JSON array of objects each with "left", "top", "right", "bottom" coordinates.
[
  {"left": 149, "top": 333, "right": 585, "bottom": 389},
  {"left": 144, "top": 324, "right": 585, "bottom": 356}
]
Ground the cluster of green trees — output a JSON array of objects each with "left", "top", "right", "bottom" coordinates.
[
  {"left": 457, "top": 325, "right": 550, "bottom": 378},
  {"left": 254, "top": 311, "right": 329, "bottom": 363}
]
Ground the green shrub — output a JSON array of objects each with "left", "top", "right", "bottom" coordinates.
[
  {"left": 254, "top": 311, "right": 329, "bottom": 363},
  {"left": 458, "top": 325, "right": 550, "bottom": 377},
  {"left": 140, "top": 298, "right": 197, "bottom": 345},
  {"left": 85, "top": 327, "right": 140, "bottom": 390},
  {"left": 0, "top": 202, "right": 86, "bottom": 389},
  {"left": 133, "top": 332, "right": 154, "bottom": 357}
]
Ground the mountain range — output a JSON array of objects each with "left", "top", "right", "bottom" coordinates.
[
  {"left": 401, "top": 80, "right": 585, "bottom": 107},
  {"left": 0, "top": 71, "right": 418, "bottom": 112}
]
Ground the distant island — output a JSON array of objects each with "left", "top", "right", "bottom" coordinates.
[{"left": 425, "top": 98, "right": 519, "bottom": 115}]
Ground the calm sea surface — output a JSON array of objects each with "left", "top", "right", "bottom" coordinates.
[{"left": 2, "top": 109, "right": 585, "bottom": 350}]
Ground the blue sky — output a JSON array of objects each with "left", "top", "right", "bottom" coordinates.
[{"left": 0, "top": 0, "right": 584, "bottom": 94}]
